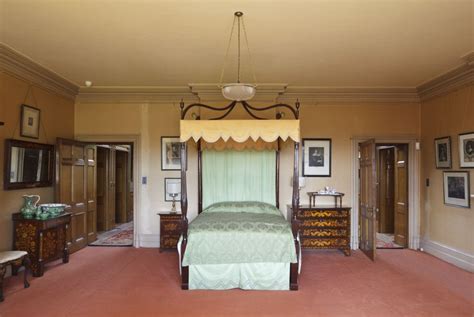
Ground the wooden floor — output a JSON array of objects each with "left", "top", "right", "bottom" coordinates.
[{"left": 1, "top": 247, "right": 472, "bottom": 316}]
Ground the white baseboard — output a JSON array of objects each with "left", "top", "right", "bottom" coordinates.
[
  {"left": 138, "top": 234, "right": 160, "bottom": 248},
  {"left": 420, "top": 238, "right": 474, "bottom": 272}
]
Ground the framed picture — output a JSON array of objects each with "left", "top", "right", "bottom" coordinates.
[
  {"left": 434, "top": 136, "right": 451, "bottom": 168},
  {"left": 161, "top": 136, "right": 186, "bottom": 170},
  {"left": 459, "top": 132, "right": 474, "bottom": 168},
  {"left": 164, "top": 178, "right": 181, "bottom": 202},
  {"left": 20, "top": 104, "right": 40, "bottom": 139},
  {"left": 302, "top": 138, "right": 331, "bottom": 177},
  {"left": 443, "top": 171, "right": 470, "bottom": 208}
]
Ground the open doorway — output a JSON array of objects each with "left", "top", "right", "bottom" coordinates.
[
  {"left": 358, "top": 140, "right": 409, "bottom": 260},
  {"left": 376, "top": 144, "right": 408, "bottom": 249},
  {"left": 89, "top": 144, "right": 134, "bottom": 247}
]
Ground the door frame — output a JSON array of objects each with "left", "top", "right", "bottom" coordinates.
[
  {"left": 351, "top": 136, "right": 420, "bottom": 250},
  {"left": 75, "top": 134, "right": 141, "bottom": 248}
]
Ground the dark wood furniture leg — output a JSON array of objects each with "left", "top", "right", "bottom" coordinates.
[
  {"left": 11, "top": 262, "right": 19, "bottom": 276},
  {"left": 63, "top": 246, "right": 69, "bottom": 264},
  {"left": 0, "top": 264, "right": 5, "bottom": 302},
  {"left": 22, "top": 255, "right": 31, "bottom": 288},
  {"left": 33, "top": 261, "right": 45, "bottom": 277}
]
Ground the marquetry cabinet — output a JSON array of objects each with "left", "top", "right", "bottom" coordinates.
[
  {"left": 159, "top": 213, "right": 182, "bottom": 251},
  {"left": 287, "top": 205, "right": 351, "bottom": 256},
  {"left": 12, "top": 212, "right": 71, "bottom": 277}
]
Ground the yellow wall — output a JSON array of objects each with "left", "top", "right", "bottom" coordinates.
[
  {"left": 75, "top": 100, "right": 421, "bottom": 244},
  {"left": 420, "top": 84, "right": 474, "bottom": 254},
  {"left": 0, "top": 72, "right": 75, "bottom": 251}
]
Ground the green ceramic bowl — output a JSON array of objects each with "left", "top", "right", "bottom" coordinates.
[
  {"left": 38, "top": 212, "right": 50, "bottom": 220},
  {"left": 39, "top": 204, "right": 67, "bottom": 216}
]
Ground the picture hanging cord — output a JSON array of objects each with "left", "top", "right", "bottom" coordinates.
[{"left": 10, "top": 84, "right": 50, "bottom": 143}]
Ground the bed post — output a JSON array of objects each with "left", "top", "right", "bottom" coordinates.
[
  {"left": 198, "top": 141, "right": 203, "bottom": 214},
  {"left": 180, "top": 141, "right": 189, "bottom": 289},
  {"left": 179, "top": 101, "right": 189, "bottom": 290},
  {"left": 290, "top": 140, "right": 300, "bottom": 290},
  {"left": 276, "top": 139, "right": 280, "bottom": 209}
]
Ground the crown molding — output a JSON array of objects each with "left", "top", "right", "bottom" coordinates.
[
  {"left": 277, "top": 86, "right": 420, "bottom": 104},
  {"left": 3, "top": 42, "right": 470, "bottom": 104},
  {"left": 76, "top": 84, "right": 420, "bottom": 104},
  {"left": 417, "top": 53, "right": 474, "bottom": 101},
  {"left": 0, "top": 43, "right": 79, "bottom": 100},
  {"left": 76, "top": 86, "right": 198, "bottom": 104}
]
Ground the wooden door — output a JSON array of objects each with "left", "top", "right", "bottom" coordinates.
[
  {"left": 96, "top": 147, "right": 107, "bottom": 232},
  {"left": 96, "top": 147, "right": 116, "bottom": 231},
  {"left": 107, "top": 147, "right": 116, "bottom": 230},
  {"left": 85, "top": 145, "right": 97, "bottom": 243},
  {"left": 115, "top": 150, "right": 128, "bottom": 224},
  {"left": 378, "top": 148, "right": 395, "bottom": 233},
  {"left": 394, "top": 144, "right": 409, "bottom": 247},
  {"left": 359, "top": 139, "right": 377, "bottom": 261},
  {"left": 56, "top": 138, "right": 96, "bottom": 253},
  {"left": 126, "top": 150, "right": 133, "bottom": 223}
]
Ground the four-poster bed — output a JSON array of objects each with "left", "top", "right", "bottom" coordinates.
[{"left": 178, "top": 100, "right": 302, "bottom": 290}]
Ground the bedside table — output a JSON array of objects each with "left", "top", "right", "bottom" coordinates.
[{"left": 158, "top": 213, "right": 182, "bottom": 252}]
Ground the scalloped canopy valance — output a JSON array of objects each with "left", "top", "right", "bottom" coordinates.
[{"left": 180, "top": 120, "right": 300, "bottom": 144}]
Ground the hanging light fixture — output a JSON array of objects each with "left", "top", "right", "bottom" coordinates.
[
  {"left": 180, "top": 11, "right": 300, "bottom": 122},
  {"left": 219, "top": 11, "right": 257, "bottom": 101}
]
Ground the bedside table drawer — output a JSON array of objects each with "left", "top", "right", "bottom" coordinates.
[
  {"left": 300, "top": 237, "right": 349, "bottom": 249},
  {"left": 301, "top": 228, "right": 348, "bottom": 238},
  {"left": 161, "top": 221, "right": 181, "bottom": 234},
  {"left": 300, "top": 218, "right": 348, "bottom": 228},
  {"left": 160, "top": 235, "right": 180, "bottom": 249},
  {"left": 298, "top": 209, "right": 349, "bottom": 219}
]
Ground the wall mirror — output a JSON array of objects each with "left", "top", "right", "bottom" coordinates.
[{"left": 4, "top": 139, "right": 55, "bottom": 190}]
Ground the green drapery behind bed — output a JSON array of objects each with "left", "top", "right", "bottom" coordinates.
[{"left": 202, "top": 150, "right": 276, "bottom": 208}]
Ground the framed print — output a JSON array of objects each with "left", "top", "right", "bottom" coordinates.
[
  {"left": 161, "top": 136, "right": 186, "bottom": 170},
  {"left": 443, "top": 171, "right": 470, "bottom": 208},
  {"left": 164, "top": 178, "right": 181, "bottom": 202},
  {"left": 20, "top": 104, "right": 40, "bottom": 139},
  {"left": 303, "top": 138, "right": 331, "bottom": 177},
  {"left": 434, "top": 136, "right": 451, "bottom": 168},
  {"left": 459, "top": 132, "right": 474, "bottom": 168}
]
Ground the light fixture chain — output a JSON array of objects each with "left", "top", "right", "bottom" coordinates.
[
  {"left": 237, "top": 15, "right": 241, "bottom": 83},
  {"left": 219, "top": 15, "right": 237, "bottom": 86},
  {"left": 241, "top": 16, "right": 257, "bottom": 85}
]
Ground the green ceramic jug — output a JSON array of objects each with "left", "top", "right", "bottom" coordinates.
[{"left": 20, "top": 195, "right": 40, "bottom": 219}]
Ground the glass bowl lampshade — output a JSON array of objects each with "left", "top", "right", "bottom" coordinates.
[{"left": 222, "top": 83, "right": 257, "bottom": 101}]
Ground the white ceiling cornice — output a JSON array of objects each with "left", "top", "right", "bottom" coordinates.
[
  {"left": 417, "top": 53, "right": 474, "bottom": 102},
  {"left": 76, "top": 86, "right": 198, "bottom": 104},
  {"left": 277, "top": 87, "right": 420, "bottom": 104},
  {"left": 0, "top": 43, "right": 79, "bottom": 100},
  {"left": 2, "top": 43, "right": 472, "bottom": 105}
]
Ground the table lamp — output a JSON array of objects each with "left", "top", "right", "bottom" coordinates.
[{"left": 166, "top": 182, "right": 180, "bottom": 214}]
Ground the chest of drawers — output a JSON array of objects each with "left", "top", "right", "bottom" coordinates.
[
  {"left": 12, "top": 212, "right": 71, "bottom": 277},
  {"left": 159, "top": 213, "right": 182, "bottom": 251},
  {"left": 287, "top": 205, "right": 351, "bottom": 256}
]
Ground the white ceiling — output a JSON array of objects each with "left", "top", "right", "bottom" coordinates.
[{"left": 1, "top": 0, "right": 472, "bottom": 88}]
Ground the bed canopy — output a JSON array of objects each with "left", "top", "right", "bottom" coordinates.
[
  {"left": 180, "top": 119, "right": 300, "bottom": 144},
  {"left": 178, "top": 100, "right": 302, "bottom": 290}
]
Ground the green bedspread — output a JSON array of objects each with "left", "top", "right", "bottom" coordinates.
[{"left": 182, "top": 202, "right": 297, "bottom": 266}]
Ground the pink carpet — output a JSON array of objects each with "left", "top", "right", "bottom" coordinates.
[{"left": 1, "top": 248, "right": 472, "bottom": 316}]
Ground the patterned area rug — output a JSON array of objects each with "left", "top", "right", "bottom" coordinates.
[
  {"left": 89, "top": 222, "right": 133, "bottom": 247},
  {"left": 376, "top": 233, "right": 403, "bottom": 249}
]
